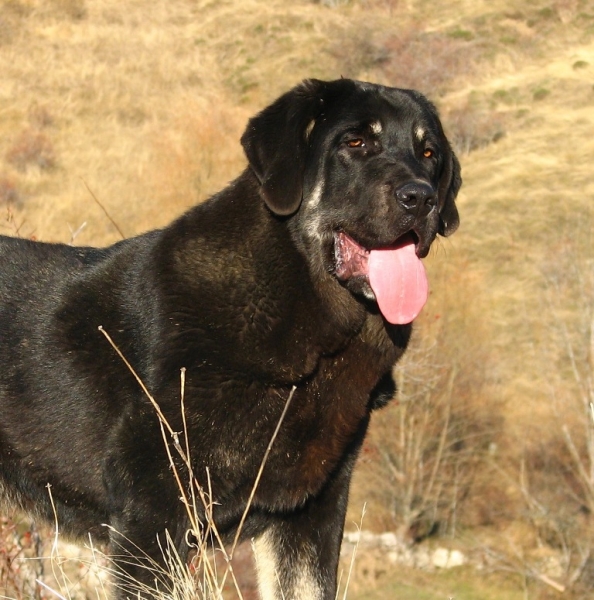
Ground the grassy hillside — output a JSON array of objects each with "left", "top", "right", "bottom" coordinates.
[{"left": 1, "top": 0, "right": 594, "bottom": 597}]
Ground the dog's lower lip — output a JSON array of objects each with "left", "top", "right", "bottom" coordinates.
[
  {"left": 333, "top": 231, "right": 369, "bottom": 281},
  {"left": 410, "top": 231, "right": 422, "bottom": 257},
  {"left": 333, "top": 230, "right": 423, "bottom": 279},
  {"left": 411, "top": 231, "right": 432, "bottom": 259}
]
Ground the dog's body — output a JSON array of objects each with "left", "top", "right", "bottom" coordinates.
[{"left": 0, "top": 79, "right": 460, "bottom": 599}]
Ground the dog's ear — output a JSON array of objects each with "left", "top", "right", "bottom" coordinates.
[
  {"left": 241, "top": 79, "right": 328, "bottom": 216},
  {"left": 438, "top": 148, "right": 461, "bottom": 236}
]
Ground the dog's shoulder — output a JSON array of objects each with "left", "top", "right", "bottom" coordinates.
[{"left": 145, "top": 174, "right": 377, "bottom": 385}]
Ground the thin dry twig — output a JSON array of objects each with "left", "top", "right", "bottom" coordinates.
[
  {"left": 338, "top": 504, "right": 366, "bottom": 600},
  {"left": 98, "top": 325, "right": 297, "bottom": 599},
  {"left": 81, "top": 179, "right": 126, "bottom": 240},
  {"left": 230, "top": 386, "right": 296, "bottom": 557}
]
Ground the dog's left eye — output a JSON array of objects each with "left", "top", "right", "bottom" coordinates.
[
  {"left": 423, "top": 148, "right": 434, "bottom": 158},
  {"left": 346, "top": 138, "right": 365, "bottom": 148}
]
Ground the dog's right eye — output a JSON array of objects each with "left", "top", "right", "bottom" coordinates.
[{"left": 346, "top": 138, "right": 365, "bottom": 148}]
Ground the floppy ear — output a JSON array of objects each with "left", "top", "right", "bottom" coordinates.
[
  {"left": 241, "top": 79, "right": 327, "bottom": 216},
  {"left": 438, "top": 148, "right": 461, "bottom": 236}
]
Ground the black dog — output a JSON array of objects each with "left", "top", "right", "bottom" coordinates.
[{"left": 0, "top": 79, "right": 460, "bottom": 599}]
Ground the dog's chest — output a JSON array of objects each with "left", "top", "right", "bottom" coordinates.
[
  {"left": 245, "top": 326, "right": 399, "bottom": 510},
  {"left": 179, "top": 308, "right": 404, "bottom": 514}
]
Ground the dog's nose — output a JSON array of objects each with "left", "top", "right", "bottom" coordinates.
[{"left": 395, "top": 182, "right": 436, "bottom": 215}]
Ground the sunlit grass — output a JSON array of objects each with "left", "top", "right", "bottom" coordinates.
[{"left": 2, "top": 0, "right": 594, "bottom": 597}]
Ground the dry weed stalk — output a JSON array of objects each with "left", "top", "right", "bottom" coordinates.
[
  {"left": 482, "top": 245, "right": 594, "bottom": 595},
  {"left": 1, "top": 204, "right": 27, "bottom": 239},
  {"left": 480, "top": 542, "right": 567, "bottom": 595},
  {"left": 383, "top": 361, "right": 459, "bottom": 540},
  {"left": 543, "top": 248, "right": 594, "bottom": 514},
  {"left": 81, "top": 181, "right": 126, "bottom": 241},
  {"left": 336, "top": 504, "right": 366, "bottom": 600},
  {"left": 479, "top": 452, "right": 593, "bottom": 596},
  {"left": 0, "top": 328, "right": 298, "bottom": 600},
  {"left": 362, "top": 321, "right": 489, "bottom": 542},
  {"left": 98, "top": 326, "right": 296, "bottom": 599}
]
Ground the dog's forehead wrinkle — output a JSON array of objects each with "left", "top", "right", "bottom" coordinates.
[{"left": 373, "top": 105, "right": 427, "bottom": 138}]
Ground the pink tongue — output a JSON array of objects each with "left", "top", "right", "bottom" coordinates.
[{"left": 368, "top": 239, "right": 428, "bottom": 325}]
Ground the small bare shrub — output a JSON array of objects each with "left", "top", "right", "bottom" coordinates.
[
  {"left": 326, "top": 26, "right": 390, "bottom": 77},
  {"left": 555, "top": 0, "right": 578, "bottom": 24},
  {"left": 355, "top": 263, "right": 500, "bottom": 541},
  {"left": 328, "top": 24, "right": 477, "bottom": 95},
  {"left": 378, "top": 28, "right": 477, "bottom": 95},
  {"left": 0, "top": 175, "right": 22, "bottom": 206},
  {"left": 6, "top": 129, "right": 57, "bottom": 172},
  {"left": 27, "top": 103, "right": 54, "bottom": 130},
  {"left": 444, "top": 103, "right": 506, "bottom": 155},
  {"left": 486, "top": 235, "right": 594, "bottom": 596},
  {"left": 541, "top": 239, "right": 594, "bottom": 518},
  {"left": 145, "top": 98, "right": 246, "bottom": 223}
]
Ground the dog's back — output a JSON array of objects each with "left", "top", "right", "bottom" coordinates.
[{"left": 0, "top": 234, "right": 158, "bottom": 538}]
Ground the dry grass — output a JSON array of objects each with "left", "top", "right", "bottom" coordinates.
[
  {"left": 1, "top": 0, "right": 569, "bottom": 243},
  {"left": 2, "top": 0, "right": 594, "bottom": 598},
  {"left": 0, "top": 352, "right": 295, "bottom": 600}
]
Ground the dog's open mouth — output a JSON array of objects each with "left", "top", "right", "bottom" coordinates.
[{"left": 334, "top": 231, "right": 428, "bottom": 325}]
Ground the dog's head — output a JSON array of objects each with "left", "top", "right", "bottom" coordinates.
[{"left": 241, "top": 79, "right": 461, "bottom": 324}]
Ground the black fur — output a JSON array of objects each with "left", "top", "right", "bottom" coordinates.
[{"left": 0, "top": 79, "right": 460, "bottom": 599}]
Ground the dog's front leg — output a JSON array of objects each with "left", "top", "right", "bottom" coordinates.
[
  {"left": 252, "top": 456, "right": 355, "bottom": 600},
  {"left": 107, "top": 509, "right": 191, "bottom": 600}
]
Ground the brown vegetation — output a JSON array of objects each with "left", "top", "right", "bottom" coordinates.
[{"left": 1, "top": 0, "right": 594, "bottom": 597}]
